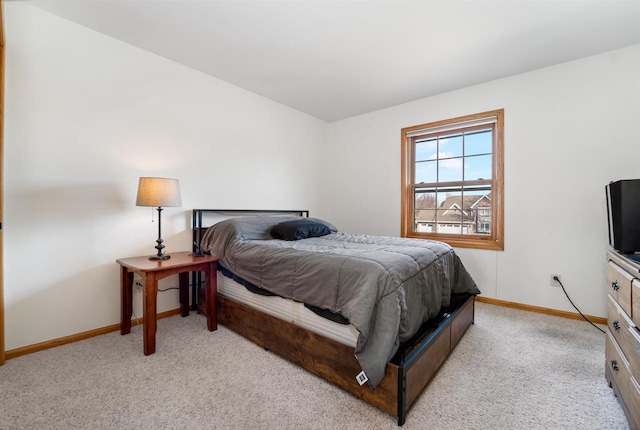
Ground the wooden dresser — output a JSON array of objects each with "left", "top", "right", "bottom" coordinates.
[{"left": 606, "top": 250, "right": 640, "bottom": 429}]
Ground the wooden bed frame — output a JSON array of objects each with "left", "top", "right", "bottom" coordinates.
[{"left": 192, "top": 209, "right": 476, "bottom": 425}]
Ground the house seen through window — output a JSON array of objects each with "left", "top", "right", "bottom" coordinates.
[{"left": 401, "top": 109, "right": 504, "bottom": 250}]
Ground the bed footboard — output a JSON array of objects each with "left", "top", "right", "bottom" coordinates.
[
  {"left": 215, "top": 292, "right": 475, "bottom": 425},
  {"left": 396, "top": 294, "right": 475, "bottom": 424}
]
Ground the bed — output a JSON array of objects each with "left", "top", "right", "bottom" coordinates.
[{"left": 191, "top": 209, "right": 480, "bottom": 425}]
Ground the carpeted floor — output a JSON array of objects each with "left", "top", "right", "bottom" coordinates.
[{"left": 0, "top": 302, "right": 629, "bottom": 429}]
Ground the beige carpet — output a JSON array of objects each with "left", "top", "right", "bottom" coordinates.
[{"left": 0, "top": 302, "right": 629, "bottom": 429}]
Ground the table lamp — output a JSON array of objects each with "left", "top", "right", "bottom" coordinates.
[{"left": 136, "top": 177, "right": 182, "bottom": 260}]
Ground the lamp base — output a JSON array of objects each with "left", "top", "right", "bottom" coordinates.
[{"left": 148, "top": 207, "right": 170, "bottom": 261}]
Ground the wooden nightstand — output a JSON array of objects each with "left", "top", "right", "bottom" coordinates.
[{"left": 116, "top": 251, "right": 218, "bottom": 355}]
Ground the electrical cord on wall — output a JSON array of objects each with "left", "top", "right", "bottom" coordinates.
[
  {"left": 159, "top": 280, "right": 205, "bottom": 292},
  {"left": 554, "top": 276, "right": 605, "bottom": 334},
  {"left": 134, "top": 281, "right": 202, "bottom": 319},
  {"left": 130, "top": 285, "right": 179, "bottom": 325},
  {"left": 132, "top": 307, "right": 141, "bottom": 328}
]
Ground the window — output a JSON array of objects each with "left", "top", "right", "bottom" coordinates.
[{"left": 401, "top": 109, "right": 504, "bottom": 250}]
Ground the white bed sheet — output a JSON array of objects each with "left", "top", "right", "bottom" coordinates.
[{"left": 218, "top": 272, "right": 358, "bottom": 348}]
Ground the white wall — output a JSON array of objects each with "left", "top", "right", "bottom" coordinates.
[
  {"left": 3, "top": 3, "right": 326, "bottom": 350},
  {"left": 4, "top": 3, "right": 637, "bottom": 353},
  {"left": 321, "top": 45, "right": 640, "bottom": 318}
]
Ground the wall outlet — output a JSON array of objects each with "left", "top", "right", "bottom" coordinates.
[
  {"left": 550, "top": 274, "right": 561, "bottom": 287},
  {"left": 134, "top": 279, "right": 143, "bottom": 293}
]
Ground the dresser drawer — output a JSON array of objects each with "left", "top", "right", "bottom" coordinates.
[
  {"left": 606, "top": 331, "right": 633, "bottom": 396},
  {"left": 608, "top": 295, "right": 636, "bottom": 354},
  {"left": 633, "top": 279, "right": 640, "bottom": 327},
  {"left": 607, "top": 261, "right": 634, "bottom": 316},
  {"left": 623, "top": 325, "right": 640, "bottom": 381}
]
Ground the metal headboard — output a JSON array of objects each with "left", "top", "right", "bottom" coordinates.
[
  {"left": 192, "top": 209, "right": 309, "bottom": 253},
  {"left": 190, "top": 209, "right": 309, "bottom": 311}
]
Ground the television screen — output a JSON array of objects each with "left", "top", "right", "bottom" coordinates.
[{"left": 606, "top": 179, "right": 640, "bottom": 255}]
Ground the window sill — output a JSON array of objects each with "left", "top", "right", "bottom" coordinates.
[{"left": 403, "top": 233, "right": 504, "bottom": 251}]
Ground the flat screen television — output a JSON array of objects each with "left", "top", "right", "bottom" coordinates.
[{"left": 606, "top": 179, "right": 640, "bottom": 256}]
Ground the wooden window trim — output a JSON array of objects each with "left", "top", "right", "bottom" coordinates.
[
  {"left": 401, "top": 109, "right": 504, "bottom": 251},
  {"left": 1, "top": 0, "right": 5, "bottom": 366}
]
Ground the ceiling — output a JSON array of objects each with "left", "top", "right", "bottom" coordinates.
[{"left": 27, "top": 0, "right": 640, "bottom": 122}]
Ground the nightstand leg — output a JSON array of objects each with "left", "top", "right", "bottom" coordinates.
[
  {"left": 179, "top": 272, "right": 189, "bottom": 317},
  {"left": 205, "top": 262, "right": 217, "bottom": 331},
  {"left": 121, "top": 268, "right": 133, "bottom": 335},
  {"left": 143, "top": 274, "right": 157, "bottom": 355}
]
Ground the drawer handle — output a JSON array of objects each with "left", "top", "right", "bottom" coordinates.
[
  {"left": 611, "top": 360, "right": 619, "bottom": 372},
  {"left": 611, "top": 280, "right": 620, "bottom": 291},
  {"left": 612, "top": 320, "right": 621, "bottom": 331}
]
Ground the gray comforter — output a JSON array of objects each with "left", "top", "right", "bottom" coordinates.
[{"left": 201, "top": 216, "right": 480, "bottom": 388}]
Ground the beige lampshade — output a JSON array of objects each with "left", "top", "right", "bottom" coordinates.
[{"left": 136, "top": 177, "right": 182, "bottom": 207}]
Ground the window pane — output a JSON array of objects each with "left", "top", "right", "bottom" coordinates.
[
  {"left": 415, "top": 160, "right": 437, "bottom": 183},
  {"left": 414, "top": 190, "right": 436, "bottom": 210},
  {"left": 463, "top": 189, "right": 490, "bottom": 202},
  {"left": 415, "top": 138, "right": 437, "bottom": 162},
  {"left": 464, "top": 154, "right": 492, "bottom": 180},
  {"left": 415, "top": 220, "right": 434, "bottom": 233},
  {"left": 439, "top": 134, "right": 463, "bottom": 158},
  {"left": 464, "top": 190, "right": 492, "bottom": 235},
  {"left": 439, "top": 191, "right": 462, "bottom": 212},
  {"left": 436, "top": 209, "right": 462, "bottom": 234},
  {"left": 465, "top": 209, "right": 492, "bottom": 235},
  {"left": 414, "top": 188, "right": 436, "bottom": 233},
  {"left": 438, "top": 157, "right": 463, "bottom": 182},
  {"left": 465, "top": 129, "right": 492, "bottom": 156}
]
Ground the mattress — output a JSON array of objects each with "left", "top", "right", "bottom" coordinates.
[{"left": 217, "top": 271, "right": 359, "bottom": 348}]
